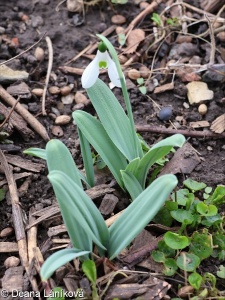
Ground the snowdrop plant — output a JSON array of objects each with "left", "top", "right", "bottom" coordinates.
[
  {"left": 25, "top": 139, "right": 178, "bottom": 280},
  {"left": 74, "top": 34, "right": 186, "bottom": 197}
]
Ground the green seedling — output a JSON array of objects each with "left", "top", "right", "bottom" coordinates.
[
  {"left": 82, "top": 260, "right": 98, "bottom": 300},
  {"left": 136, "top": 77, "right": 147, "bottom": 95}
]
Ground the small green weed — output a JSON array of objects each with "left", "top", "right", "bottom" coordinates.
[{"left": 152, "top": 178, "right": 225, "bottom": 298}]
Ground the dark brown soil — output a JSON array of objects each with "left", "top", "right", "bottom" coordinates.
[{"left": 0, "top": 0, "right": 225, "bottom": 299}]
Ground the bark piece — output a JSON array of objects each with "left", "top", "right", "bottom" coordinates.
[
  {"left": 160, "top": 142, "right": 201, "bottom": 175},
  {"left": 5, "top": 154, "right": 45, "bottom": 172},
  {"left": 0, "top": 242, "right": 18, "bottom": 252},
  {"left": 99, "top": 194, "right": 119, "bottom": 215},
  {"left": 0, "top": 65, "right": 29, "bottom": 83}
]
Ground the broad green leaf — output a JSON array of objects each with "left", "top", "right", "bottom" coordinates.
[
  {"left": 196, "top": 202, "right": 218, "bottom": 216},
  {"left": 23, "top": 147, "right": 46, "bottom": 160},
  {"left": 108, "top": 174, "right": 178, "bottom": 259},
  {"left": 151, "top": 250, "right": 165, "bottom": 263},
  {"left": 157, "top": 240, "right": 176, "bottom": 257},
  {"left": 189, "top": 232, "right": 212, "bottom": 260},
  {"left": 206, "top": 185, "right": 225, "bottom": 206},
  {"left": 183, "top": 178, "right": 206, "bottom": 192},
  {"left": 153, "top": 206, "right": 173, "bottom": 227},
  {"left": 164, "top": 232, "right": 190, "bottom": 250},
  {"left": 129, "top": 134, "right": 185, "bottom": 188},
  {"left": 111, "top": 0, "right": 128, "bottom": 4},
  {"left": 82, "top": 260, "right": 97, "bottom": 284},
  {"left": 188, "top": 272, "right": 202, "bottom": 290},
  {"left": 46, "top": 139, "right": 82, "bottom": 189},
  {"left": 73, "top": 110, "right": 127, "bottom": 188},
  {"left": 48, "top": 171, "right": 109, "bottom": 254},
  {"left": 171, "top": 189, "right": 194, "bottom": 206},
  {"left": 163, "top": 258, "right": 178, "bottom": 276},
  {"left": 176, "top": 252, "right": 200, "bottom": 272},
  {"left": 24, "top": 145, "right": 89, "bottom": 187},
  {"left": 47, "top": 287, "right": 65, "bottom": 300},
  {"left": 86, "top": 79, "right": 141, "bottom": 161},
  {"left": 40, "top": 248, "right": 89, "bottom": 280},
  {"left": 217, "top": 265, "right": 225, "bottom": 279},
  {"left": 78, "top": 128, "right": 95, "bottom": 187},
  {"left": 121, "top": 170, "right": 143, "bottom": 200},
  {"left": 170, "top": 209, "right": 194, "bottom": 224}
]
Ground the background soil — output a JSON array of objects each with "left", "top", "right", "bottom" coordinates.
[{"left": 0, "top": 0, "right": 225, "bottom": 299}]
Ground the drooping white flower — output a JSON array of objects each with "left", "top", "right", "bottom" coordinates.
[{"left": 81, "top": 49, "right": 121, "bottom": 89}]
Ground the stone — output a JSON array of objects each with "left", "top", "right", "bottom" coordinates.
[
  {"left": 186, "top": 81, "right": 214, "bottom": 105},
  {"left": 0, "top": 65, "right": 29, "bottom": 83},
  {"left": 4, "top": 256, "right": 20, "bottom": 268},
  {"left": 55, "top": 115, "right": 71, "bottom": 125}
]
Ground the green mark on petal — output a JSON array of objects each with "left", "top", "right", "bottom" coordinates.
[{"left": 99, "top": 61, "right": 107, "bottom": 68}]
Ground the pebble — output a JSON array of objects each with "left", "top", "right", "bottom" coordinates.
[
  {"left": 186, "top": 81, "right": 214, "bottom": 105},
  {"left": 72, "top": 103, "right": 85, "bottom": 111},
  {"left": 28, "top": 102, "right": 39, "bottom": 113},
  {"left": 51, "top": 125, "right": 64, "bottom": 136},
  {"left": 139, "top": 66, "right": 149, "bottom": 79},
  {"left": 49, "top": 86, "right": 60, "bottom": 95},
  {"left": 60, "top": 86, "right": 72, "bottom": 96},
  {"left": 55, "top": 115, "right": 71, "bottom": 125},
  {"left": 216, "top": 31, "right": 225, "bottom": 42},
  {"left": 183, "top": 102, "right": 190, "bottom": 109},
  {"left": 4, "top": 256, "right": 20, "bottom": 268},
  {"left": 128, "top": 69, "right": 140, "bottom": 80},
  {"left": 0, "top": 227, "right": 14, "bottom": 238},
  {"left": 198, "top": 103, "right": 207, "bottom": 115},
  {"left": 74, "top": 92, "right": 89, "bottom": 105},
  {"left": 26, "top": 54, "right": 37, "bottom": 64},
  {"left": 31, "top": 15, "right": 44, "bottom": 28},
  {"left": 158, "top": 107, "right": 173, "bottom": 121},
  {"left": 51, "top": 107, "right": 60, "bottom": 116},
  {"left": 61, "top": 94, "right": 74, "bottom": 104},
  {"left": 34, "top": 47, "right": 45, "bottom": 61},
  {"left": 111, "top": 15, "right": 126, "bottom": 25},
  {"left": 0, "top": 26, "right": 6, "bottom": 34},
  {"left": 32, "top": 88, "right": 43, "bottom": 97},
  {"left": 207, "top": 146, "right": 213, "bottom": 151},
  {"left": 178, "top": 286, "right": 194, "bottom": 298},
  {"left": 0, "top": 65, "right": 29, "bottom": 83}
]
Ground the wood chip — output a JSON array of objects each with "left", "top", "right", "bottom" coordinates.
[
  {"left": 160, "top": 142, "right": 201, "bottom": 175},
  {"left": 0, "top": 242, "right": 18, "bottom": 252},
  {"left": 210, "top": 114, "right": 225, "bottom": 133},
  {"left": 99, "top": 193, "right": 119, "bottom": 215},
  {"left": 154, "top": 82, "right": 174, "bottom": 94},
  {"left": 190, "top": 121, "right": 210, "bottom": 128},
  {"left": 5, "top": 154, "right": 45, "bottom": 172}
]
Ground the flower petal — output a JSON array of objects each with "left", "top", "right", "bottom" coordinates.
[
  {"left": 107, "top": 54, "right": 122, "bottom": 88},
  {"left": 81, "top": 56, "right": 99, "bottom": 88}
]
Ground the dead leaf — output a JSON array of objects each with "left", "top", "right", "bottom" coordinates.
[
  {"left": 123, "top": 29, "right": 145, "bottom": 54},
  {"left": 210, "top": 114, "right": 225, "bottom": 133}
]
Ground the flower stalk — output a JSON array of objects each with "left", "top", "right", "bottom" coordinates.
[{"left": 96, "top": 34, "right": 142, "bottom": 158}]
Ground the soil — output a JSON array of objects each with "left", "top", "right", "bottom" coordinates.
[{"left": 0, "top": 0, "right": 225, "bottom": 299}]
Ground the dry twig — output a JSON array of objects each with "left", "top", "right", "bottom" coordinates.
[
  {"left": 42, "top": 36, "right": 53, "bottom": 116},
  {"left": 0, "top": 85, "right": 50, "bottom": 141},
  {"left": 135, "top": 124, "right": 225, "bottom": 139}
]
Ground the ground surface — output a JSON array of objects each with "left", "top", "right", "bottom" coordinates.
[{"left": 0, "top": 0, "right": 225, "bottom": 299}]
